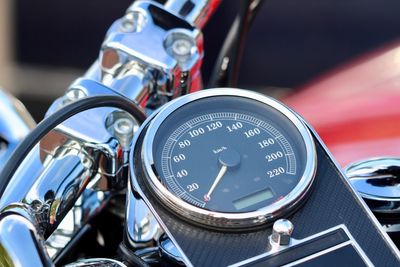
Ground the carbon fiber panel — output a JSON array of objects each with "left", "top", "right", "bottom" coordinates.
[{"left": 134, "top": 138, "right": 400, "bottom": 266}]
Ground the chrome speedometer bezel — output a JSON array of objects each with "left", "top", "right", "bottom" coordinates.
[{"left": 136, "top": 88, "right": 317, "bottom": 229}]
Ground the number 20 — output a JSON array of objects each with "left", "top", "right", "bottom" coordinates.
[{"left": 187, "top": 183, "right": 199, "bottom": 192}]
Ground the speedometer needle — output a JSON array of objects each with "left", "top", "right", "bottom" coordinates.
[
  {"left": 204, "top": 149, "right": 241, "bottom": 202},
  {"left": 204, "top": 164, "right": 228, "bottom": 202}
]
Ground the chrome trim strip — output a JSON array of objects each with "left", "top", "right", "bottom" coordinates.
[
  {"left": 230, "top": 224, "right": 372, "bottom": 267},
  {"left": 340, "top": 225, "right": 374, "bottom": 266},
  {"left": 283, "top": 241, "right": 364, "bottom": 267}
]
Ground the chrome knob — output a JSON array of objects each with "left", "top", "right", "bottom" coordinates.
[
  {"left": 270, "top": 219, "right": 294, "bottom": 247},
  {"left": 345, "top": 157, "right": 400, "bottom": 223}
]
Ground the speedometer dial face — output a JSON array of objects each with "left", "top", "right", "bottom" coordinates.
[
  {"left": 157, "top": 111, "right": 301, "bottom": 213},
  {"left": 136, "top": 89, "right": 316, "bottom": 228}
]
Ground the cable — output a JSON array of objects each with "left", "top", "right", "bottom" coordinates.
[
  {"left": 208, "top": 15, "right": 240, "bottom": 87},
  {"left": 226, "top": 0, "right": 255, "bottom": 87},
  {"left": 0, "top": 95, "right": 146, "bottom": 198},
  {"left": 209, "top": 0, "right": 265, "bottom": 88},
  {"left": 118, "top": 243, "right": 150, "bottom": 267}
]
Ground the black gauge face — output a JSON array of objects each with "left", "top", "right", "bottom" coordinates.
[{"left": 151, "top": 95, "right": 309, "bottom": 214}]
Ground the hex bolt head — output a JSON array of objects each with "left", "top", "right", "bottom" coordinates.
[
  {"left": 172, "top": 39, "right": 192, "bottom": 57},
  {"left": 114, "top": 118, "right": 134, "bottom": 134},
  {"left": 113, "top": 118, "right": 134, "bottom": 147},
  {"left": 270, "top": 219, "right": 294, "bottom": 247},
  {"left": 120, "top": 11, "right": 147, "bottom": 33},
  {"left": 66, "top": 88, "right": 86, "bottom": 100},
  {"left": 62, "top": 88, "right": 87, "bottom": 105},
  {"left": 164, "top": 31, "right": 197, "bottom": 64}
]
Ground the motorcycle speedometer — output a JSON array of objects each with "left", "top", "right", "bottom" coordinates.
[{"left": 131, "top": 89, "right": 317, "bottom": 229}]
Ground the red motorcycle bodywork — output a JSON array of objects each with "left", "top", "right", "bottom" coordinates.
[{"left": 283, "top": 42, "right": 400, "bottom": 167}]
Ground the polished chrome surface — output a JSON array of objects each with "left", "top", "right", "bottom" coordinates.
[
  {"left": 24, "top": 143, "right": 93, "bottom": 236},
  {"left": 98, "top": 1, "right": 203, "bottom": 104},
  {"left": 82, "top": 0, "right": 218, "bottom": 104},
  {"left": 120, "top": 10, "right": 147, "bottom": 33},
  {"left": 126, "top": 177, "right": 194, "bottom": 266},
  {"left": 0, "top": 146, "right": 46, "bottom": 208},
  {"left": 0, "top": 0, "right": 220, "bottom": 265},
  {"left": 125, "top": 191, "right": 162, "bottom": 246},
  {"left": 46, "top": 189, "right": 109, "bottom": 259},
  {"left": 45, "top": 79, "right": 141, "bottom": 190},
  {"left": 0, "top": 213, "right": 52, "bottom": 267},
  {"left": 134, "top": 88, "right": 317, "bottom": 228},
  {"left": 346, "top": 157, "right": 400, "bottom": 201},
  {"left": 270, "top": 219, "right": 294, "bottom": 247},
  {"left": 40, "top": 0, "right": 219, "bottom": 256},
  {"left": 0, "top": 89, "right": 35, "bottom": 171},
  {"left": 159, "top": 234, "right": 185, "bottom": 266},
  {"left": 0, "top": 79, "right": 142, "bottom": 264},
  {"left": 113, "top": 117, "right": 136, "bottom": 148},
  {"left": 346, "top": 157, "right": 400, "bottom": 218},
  {"left": 65, "top": 258, "right": 127, "bottom": 267}
]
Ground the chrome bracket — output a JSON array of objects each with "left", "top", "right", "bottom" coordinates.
[{"left": 94, "top": 1, "right": 204, "bottom": 108}]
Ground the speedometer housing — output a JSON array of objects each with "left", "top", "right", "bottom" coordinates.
[{"left": 133, "top": 89, "right": 317, "bottom": 229}]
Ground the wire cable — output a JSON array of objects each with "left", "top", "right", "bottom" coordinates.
[
  {"left": 225, "top": 0, "right": 254, "bottom": 87},
  {"left": 0, "top": 95, "right": 146, "bottom": 198},
  {"left": 208, "top": 15, "right": 240, "bottom": 88},
  {"left": 119, "top": 243, "right": 150, "bottom": 267},
  {"left": 209, "top": 0, "right": 265, "bottom": 88}
]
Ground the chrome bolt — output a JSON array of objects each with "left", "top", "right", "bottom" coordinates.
[
  {"left": 62, "top": 88, "right": 87, "bottom": 105},
  {"left": 120, "top": 11, "right": 147, "bottom": 33},
  {"left": 113, "top": 117, "right": 134, "bottom": 147},
  {"left": 114, "top": 118, "right": 133, "bottom": 135},
  {"left": 66, "top": 88, "right": 86, "bottom": 100},
  {"left": 270, "top": 219, "right": 294, "bottom": 247},
  {"left": 164, "top": 31, "right": 196, "bottom": 64},
  {"left": 172, "top": 39, "right": 192, "bottom": 57},
  {"left": 106, "top": 111, "right": 139, "bottom": 147}
]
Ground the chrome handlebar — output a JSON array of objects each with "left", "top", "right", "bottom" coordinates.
[
  {"left": 0, "top": 1, "right": 220, "bottom": 266},
  {"left": 0, "top": 212, "right": 52, "bottom": 266}
]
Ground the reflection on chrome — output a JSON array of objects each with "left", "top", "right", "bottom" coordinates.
[
  {"left": 346, "top": 157, "right": 400, "bottom": 220},
  {"left": 0, "top": 0, "right": 222, "bottom": 266}
]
